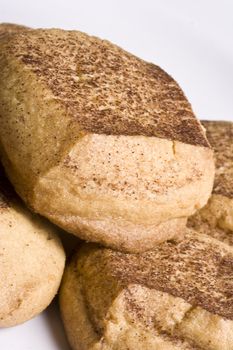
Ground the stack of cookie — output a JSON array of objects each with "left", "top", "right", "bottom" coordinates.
[
  {"left": 0, "top": 23, "right": 232, "bottom": 350},
  {"left": 59, "top": 120, "right": 233, "bottom": 350}
]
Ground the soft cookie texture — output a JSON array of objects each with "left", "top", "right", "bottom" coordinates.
[
  {"left": 0, "top": 165, "right": 65, "bottom": 327},
  {"left": 60, "top": 231, "right": 233, "bottom": 350},
  {"left": 0, "top": 28, "right": 214, "bottom": 251},
  {"left": 188, "top": 121, "right": 233, "bottom": 245}
]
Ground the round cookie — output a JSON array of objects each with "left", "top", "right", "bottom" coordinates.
[
  {"left": 0, "top": 165, "right": 65, "bottom": 327},
  {"left": 0, "top": 28, "right": 214, "bottom": 252},
  {"left": 60, "top": 231, "right": 233, "bottom": 350},
  {"left": 0, "top": 23, "right": 187, "bottom": 253},
  {"left": 188, "top": 121, "right": 233, "bottom": 245}
]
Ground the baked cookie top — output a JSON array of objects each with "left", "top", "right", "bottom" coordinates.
[
  {"left": 1, "top": 29, "right": 209, "bottom": 146},
  {"left": 78, "top": 231, "right": 233, "bottom": 321}
]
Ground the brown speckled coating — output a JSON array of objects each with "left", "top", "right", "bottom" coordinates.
[
  {"left": 0, "top": 23, "right": 29, "bottom": 39},
  {"left": 1, "top": 29, "right": 208, "bottom": 146},
  {"left": 202, "top": 121, "right": 233, "bottom": 198},
  {"left": 79, "top": 232, "right": 233, "bottom": 320}
]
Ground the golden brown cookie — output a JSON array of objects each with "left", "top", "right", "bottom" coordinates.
[
  {"left": 188, "top": 121, "right": 233, "bottom": 245},
  {"left": 60, "top": 231, "right": 233, "bottom": 350},
  {"left": 0, "top": 164, "right": 65, "bottom": 327},
  {"left": 0, "top": 29, "right": 214, "bottom": 252}
]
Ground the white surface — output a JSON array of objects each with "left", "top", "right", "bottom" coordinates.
[
  {"left": 0, "top": 300, "right": 70, "bottom": 350},
  {"left": 0, "top": 1, "right": 232, "bottom": 349}
]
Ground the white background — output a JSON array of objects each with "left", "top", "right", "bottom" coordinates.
[{"left": 0, "top": 1, "right": 233, "bottom": 349}]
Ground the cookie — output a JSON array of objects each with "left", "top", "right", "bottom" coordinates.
[
  {"left": 188, "top": 121, "right": 233, "bottom": 245},
  {"left": 0, "top": 28, "right": 214, "bottom": 252},
  {"left": 60, "top": 231, "right": 233, "bottom": 349},
  {"left": 0, "top": 165, "right": 65, "bottom": 327}
]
